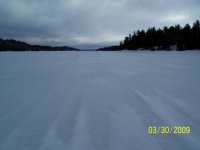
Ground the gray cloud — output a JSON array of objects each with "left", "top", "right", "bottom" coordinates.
[{"left": 0, "top": 0, "right": 199, "bottom": 49}]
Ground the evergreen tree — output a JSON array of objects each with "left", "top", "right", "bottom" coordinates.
[{"left": 120, "top": 20, "right": 200, "bottom": 51}]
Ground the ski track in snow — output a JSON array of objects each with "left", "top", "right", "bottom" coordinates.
[{"left": 0, "top": 51, "right": 200, "bottom": 150}]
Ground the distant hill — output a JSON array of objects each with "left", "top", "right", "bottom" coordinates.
[
  {"left": 0, "top": 38, "right": 79, "bottom": 51},
  {"left": 99, "top": 20, "right": 200, "bottom": 51}
]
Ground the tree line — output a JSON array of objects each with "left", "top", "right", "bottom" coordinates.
[
  {"left": 99, "top": 20, "right": 200, "bottom": 51},
  {"left": 0, "top": 38, "right": 78, "bottom": 51}
]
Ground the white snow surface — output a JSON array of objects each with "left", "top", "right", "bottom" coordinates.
[{"left": 0, "top": 51, "right": 200, "bottom": 150}]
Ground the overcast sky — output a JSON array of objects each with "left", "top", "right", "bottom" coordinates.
[{"left": 0, "top": 0, "right": 199, "bottom": 49}]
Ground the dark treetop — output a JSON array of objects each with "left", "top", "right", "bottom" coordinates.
[{"left": 99, "top": 20, "right": 200, "bottom": 51}]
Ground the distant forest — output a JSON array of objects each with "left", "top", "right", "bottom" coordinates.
[
  {"left": 0, "top": 38, "right": 78, "bottom": 51},
  {"left": 1, "top": 20, "right": 200, "bottom": 51},
  {"left": 99, "top": 20, "right": 200, "bottom": 51}
]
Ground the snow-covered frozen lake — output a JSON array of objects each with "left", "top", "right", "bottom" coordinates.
[{"left": 0, "top": 51, "right": 200, "bottom": 150}]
